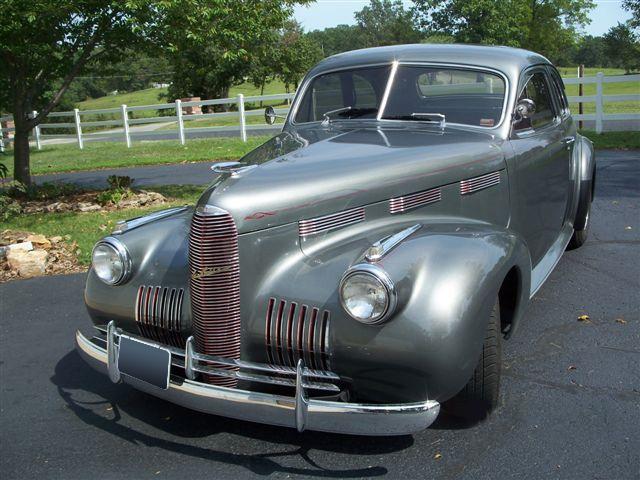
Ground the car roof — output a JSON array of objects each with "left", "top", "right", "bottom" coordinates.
[{"left": 309, "top": 44, "right": 552, "bottom": 79}]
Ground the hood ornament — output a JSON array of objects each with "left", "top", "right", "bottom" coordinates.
[{"left": 211, "top": 161, "right": 257, "bottom": 177}]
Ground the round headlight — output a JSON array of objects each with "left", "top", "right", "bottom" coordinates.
[
  {"left": 339, "top": 265, "right": 396, "bottom": 325},
  {"left": 92, "top": 238, "right": 131, "bottom": 285}
]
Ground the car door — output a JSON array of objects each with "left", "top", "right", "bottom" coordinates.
[
  {"left": 508, "top": 68, "right": 570, "bottom": 265},
  {"left": 547, "top": 66, "right": 577, "bottom": 224}
]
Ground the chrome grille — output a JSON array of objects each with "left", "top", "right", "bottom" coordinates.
[
  {"left": 188, "top": 207, "right": 241, "bottom": 387},
  {"left": 298, "top": 207, "right": 365, "bottom": 237},
  {"left": 389, "top": 187, "right": 441, "bottom": 214},
  {"left": 135, "top": 285, "right": 185, "bottom": 348},
  {"left": 265, "top": 298, "right": 331, "bottom": 370},
  {"left": 460, "top": 171, "right": 501, "bottom": 195}
]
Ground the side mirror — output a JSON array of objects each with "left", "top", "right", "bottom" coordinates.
[
  {"left": 264, "top": 106, "right": 277, "bottom": 125},
  {"left": 514, "top": 98, "right": 536, "bottom": 122}
]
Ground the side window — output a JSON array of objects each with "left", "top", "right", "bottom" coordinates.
[
  {"left": 514, "top": 71, "right": 556, "bottom": 131},
  {"left": 549, "top": 69, "right": 569, "bottom": 116}
]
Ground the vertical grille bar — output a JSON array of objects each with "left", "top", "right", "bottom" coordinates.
[
  {"left": 134, "top": 285, "right": 185, "bottom": 348},
  {"left": 264, "top": 298, "right": 331, "bottom": 371},
  {"left": 189, "top": 208, "right": 241, "bottom": 387}
]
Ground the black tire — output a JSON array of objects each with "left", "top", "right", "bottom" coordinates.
[
  {"left": 568, "top": 187, "right": 592, "bottom": 250},
  {"left": 445, "top": 300, "right": 501, "bottom": 420}
]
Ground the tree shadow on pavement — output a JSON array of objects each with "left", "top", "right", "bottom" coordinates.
[{"left": 52, "top": 350, "right": 417, "bottom": 477}]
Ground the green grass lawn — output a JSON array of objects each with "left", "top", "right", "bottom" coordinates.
[
  {"left": 579, "top": 130, "right": 640, "bottom": 150},
  {"left": 0, "top": 137, "right": 269, "bottom": 177},
  {"left": 3, "top": 184, "right": 204, "bottom": 265},
  {"left": 162, "top": 112, "right": 285, "bottom": 130}
]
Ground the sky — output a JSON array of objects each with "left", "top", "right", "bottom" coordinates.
[{"left": 294, "top": 0, "right": 633, "bottom": 36}]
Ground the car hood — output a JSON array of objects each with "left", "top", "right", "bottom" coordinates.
[{"left": 198, "top": 124, "right": 506, "bottom": 233}]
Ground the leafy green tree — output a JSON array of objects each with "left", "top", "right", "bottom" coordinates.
[
  {"left": 355, "top": 0, "right": 423, "bottom": 47},
  {"left": 163, "top": 1, "right": 310, "bottom": 105},
  {"left": 249, "top": 31, "right": 280, "bottom": 99},
  {"left": 0, "top": 0, "right": 152, "bottom": 186},
  {"left": 603, "top": 23, "right": 640, "bottom": 72},
  {"left": 573, "top": 35, "right": 610, "bottom": 67},
  {"left": 623, "top": 0, "right": 640, "bottom": 31},
  {"left": 275, "top": 21, "right": 323, "bottom": 92},
  {"left": 307, "top": 25, "right": 368, "bottom": 57},
  {"left": 412, "top": 0, "right": 595, "bottom": 63}
]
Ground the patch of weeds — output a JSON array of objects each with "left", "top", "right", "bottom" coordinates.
[{"left": 96, "top": 175, "right": 135, "bottom": 205}]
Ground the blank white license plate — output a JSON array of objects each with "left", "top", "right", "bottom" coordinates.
[{"left": 118, "top": 335, "right": 171, "bottom": 390}]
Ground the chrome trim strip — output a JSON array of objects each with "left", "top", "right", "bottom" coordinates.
[
  {"left": 365, "top": 224, "right": 422, "bottom": 263},
  {"left": 77, "top": 328, "right": 439, "bottom": 435},
  {"left": 460, "top": 171, "right": 501, "bottom": 195},
  {"left": 376, "top": 61, "right": 399, "bottom": 121},
  {"left": 112, "top": 206, "right": 189, "bottom": 235}
]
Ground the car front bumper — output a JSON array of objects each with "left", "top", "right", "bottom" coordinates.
[{"left": 75, "top": 325, "right": 440, "bottom": 436}]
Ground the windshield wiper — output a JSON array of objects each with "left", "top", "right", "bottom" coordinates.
[
  {"left": 321, "top": 106, "right": 378, "bottom": 125},
  {"left": 383, "top": 112, "right": 446, "bottom": 127}
]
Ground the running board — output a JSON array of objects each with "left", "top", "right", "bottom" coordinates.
[{"left": 529, "top": 224, "right": 574, "bottom": 298}]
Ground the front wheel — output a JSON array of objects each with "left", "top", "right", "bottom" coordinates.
[{"left": 445, "top": 299, "right": 501, "bottom": 420}]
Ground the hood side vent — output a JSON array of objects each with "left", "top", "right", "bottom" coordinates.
[
  {"left": 298, "top": 206, "right": 365, "bottom": 237},
  {"left": 389, "top": 187, "right": 441, "bottom": 214},
  {"left": 460, "top": 171, "right": 501, "bottom": 195}
]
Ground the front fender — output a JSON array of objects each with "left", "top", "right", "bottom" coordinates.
[
  {"left": 246, "top": 219, "right": 531, "bottom": 404},
  {"left": 370, "top": 223, "right": 531, "bottom": 402},
  {"left": 331, "top": 223, "right": 531, "bottom": 403}
]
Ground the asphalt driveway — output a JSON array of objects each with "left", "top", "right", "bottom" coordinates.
[{"left": 1, "top": 150, "right": 639, "bottom": 479}]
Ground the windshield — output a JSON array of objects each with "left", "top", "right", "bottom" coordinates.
[{"left": 294, "top": 65, "right": 506, "bottom": 128}]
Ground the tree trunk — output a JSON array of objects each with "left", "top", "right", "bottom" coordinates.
[{"left": 12, "top": 126, "right": 32, "bottom": 186}]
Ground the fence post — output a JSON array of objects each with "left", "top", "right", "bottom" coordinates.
[
  {"left": 595, "top": 72, "right": 604, "bottom": 134},
  {"left": 578, "top": 64, "right": 584, "bottom": 130},
  {"left": 237, "top": 94, "right": 247, "bottom": 142},
  {"left": 121, "top": 104, "right": 131, "bottom": 148},
  {"left": 175, "top": 99, "right": 185, "bottom": 145},
  {"left": 73, "top": 108, "right": 83, "bottom": 149},
  {"left": 31, "top": 111, "right": 42, "bottom": 150}
]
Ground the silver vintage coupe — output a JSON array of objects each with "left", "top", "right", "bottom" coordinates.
[{"left": 76, "top": 44, "right": 595, "bottom": 435}]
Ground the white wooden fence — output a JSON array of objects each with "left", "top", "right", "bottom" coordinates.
[
  {"left": 564, "top": 73, "right": 640, "bottom": 133},
  {"left": 0, "top": 92, "right": 294, "bottom": 152},
  {"left": 1, "top": 73, "right": 639, "bottom": 152}
]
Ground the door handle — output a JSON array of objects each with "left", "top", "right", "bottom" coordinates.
[{"left": 562, "top": 136, "right": 576, "bottom": 145}]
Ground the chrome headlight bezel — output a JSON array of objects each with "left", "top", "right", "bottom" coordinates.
[
  {"left": 91, "top": 236, "right": 132, "bottom": 285},
  {"left": 339, "top": 263, "right": 397, "bottom": 325}
]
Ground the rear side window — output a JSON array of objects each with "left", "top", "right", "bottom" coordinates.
[
  {"left": 549, "top": 69, "right": 569, "bottom": 115},
  {"left": 514, "top": 71, "right": 556, "bottom": 131}
]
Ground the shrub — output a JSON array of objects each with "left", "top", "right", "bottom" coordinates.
[
  {"left": 107, "top": 175, "right": 134, "bottom": 190},
  {"left": 0, "top": 194, "right": 21, "bottom": 221},
  {"left": 96, "top": 188, "right": 129, "bottom": 205}
]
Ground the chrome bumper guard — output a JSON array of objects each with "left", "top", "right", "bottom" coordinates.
[{"left": 75, "top": 321, "right": 440, "bottom": 436}]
